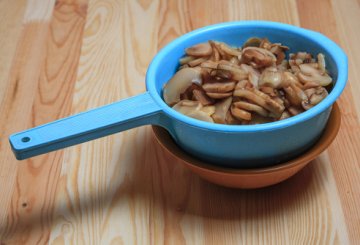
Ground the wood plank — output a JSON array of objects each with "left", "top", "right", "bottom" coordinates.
[
  {"left": 227, "top": 0, "right": 300, "bottom": 25},
  {"left": 296, "top": 0, "right": 360, "bottom": 243},
  {"left": 48, "top": 0, "right": 148, "bottom": 243},
  {"left": 0, "top": 0, "right": 88, "bottom": 243},
  {"left": 330, "top": 0, "right": 360, "bottom": 119},
  {"left": 0, "top": 0, "right": 27, "bottom": 106},
  {"left": 0, "top": 0, "right": 55, "bottom": 235},
  {"left": 0, "top": 0, "right": 27, "bottom": 241}
]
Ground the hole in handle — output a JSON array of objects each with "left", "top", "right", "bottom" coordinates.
[{"left": 21, "top": 136, "right": 31, "bottom": 143}]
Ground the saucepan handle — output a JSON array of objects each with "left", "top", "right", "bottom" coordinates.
[{"left": 9, "top": 92, "right": 162, "bottom": 160}]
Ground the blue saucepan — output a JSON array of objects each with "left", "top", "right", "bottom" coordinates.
[{"left": 9, "top": 21, "right": 348, "bottom": 168}]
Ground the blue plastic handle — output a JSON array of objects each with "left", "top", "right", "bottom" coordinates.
[{"left": 9, "top": 92, "right": 162, "bottom": 160}]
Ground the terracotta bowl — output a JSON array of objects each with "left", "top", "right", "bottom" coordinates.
[{"left": 152, "top": 103, "right": 341, "bottom": 189}]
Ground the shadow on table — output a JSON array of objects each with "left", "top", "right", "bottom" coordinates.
[
  {"left": 121, "top": 129, "right": 323, "bottom": 221},
  {"left": 0, "top": 128, "right": 324, "bottom": 241}
]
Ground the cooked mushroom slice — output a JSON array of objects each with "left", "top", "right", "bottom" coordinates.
[
  {"left": 202, "top": 81, "right": 236, "bottom": 93},
  {"left": 234, "top": 89, "right": 265, "bottom": 105},
  {"left": 187, "top": 111, "right": 215, "bottom": 123},
  {"left": 277, "top": 60, "right": 289, "bottom": 71},
  {"left": 206, "top": 92, "right": 233, "bottom": 99},
  {"left": 218, "top": 59, "right": 235, "bottom": 65},
  {"left": 163, "top": 68, "right": 202, "bottom": 105},
  {"left": 279, "top": 110, "right": 291, "bottom": 120},
  {"left": 288, "top": 106, "right": 304, "bottom": 116},
  {"left": 298, "top": 52, "right": 310, "bottom": 60},
  {"left": 277, "top": 89, "right": 287, "bottom": 102},
  {"left": 240, "top": 64, "right": 260, "bottom": 88},
  {"left": 291, "top": 83, "right": 307, "bottom": 100},
  {"left": 242, "top": 47, "right": 277, "bottom": 68},
  {"left": 179, "top": 56, "right": 195, "bottom": 65},
  {"left": 270, "top": 45, "right": 287, "bottom": 64},
  {"left": 212, "top": 97, "right": 232, "bottom": 124},
  {"left": 229, "top": 57, "right": 240, "bottom": 65},
  {"left": 177, "top": 100, "right": 199, "bottom": 107},
  {"left": 259, "top": 38, "right": 272, "bottom": 50},
  {"left": 233, "top": 101, "right": 269, "bottom": 117},
  {"left": 295, "top": 59, "right": 303, "bottom": 65},
  {"left": 233, "top": 89, "right": 284, "bottom": 116},
  {"left": 301, "top": 86, "right": 328, "bottom": 110},
  {"left": 243, "top": 37, "right": 262, "bottom": 48},
  {"left": 200, "top": 105, "right": 216, "bottom": 116},
  {"left": 304, "top": 88, "right": 316, "bottom": 98},
  {"left": 283, "top": 97, "right": 291, "bottom": 108},
  {"left": 301, "top": 100, "right": 313, "bottom": 110},
  {"left": 245, "top": 82, "right": 254, "bottom": 89},
  {"left": 211, "top": 41, "right": 228, "bottom": 58},
  {"left": 217, "top": 63, "right": 248, "bottom": 81},
  {"left": 217, "top": 42, "right": 242, "bottom": 57},
  {"left": 289, "top": 52, "right": 313, "bottom": 72},
  {"left": 284, "top": 86, "right": 298, "bottom": 105},
  {"left": 310, "top": 87, "right": 328, "bottom": 105},
  {"left": 180, "top": 83, "right": 200, "bottom": 100},
  {"left": 178, "top": 64, "right": 189, "bottom": 70},
  {"left": 260, "top": 87, "right": 281, "bottom": 100},
  {"left": 192, "top": 66, "right": 202, "bottom": 73},
  {"left": 185, "top": 42, "right": 212, "bottom": 57},
  {"left": 283, "top": 85, "right": 302, "bottom": 107},
  {"left": 272, "top": 96, "right": 285, "bottom": 107},
  {"left": 301, "top": 86, "right": 327, "bottom": 110},
  {"left": 212, "top": 47, "right": 221, "bottom": 61},
  {"left": 298, "top": 63, "right": 332, "bottom": 86},
  {"left": 303, "top": 81, "right": 320, "bottom": 89},
  {"left": 289, "top": 63, "right": 300, "bottom": 73},
  {"left": 283, "top": 83, "right": 308, "bottom": 107},
  {"left": 281, "top": 71, "right": 301, "bottom": 88},
  {"left": 291, "top": 52, "right": 312, "bottom": 63},
  {"left": 192, "top": 89, "right": 214, "bottom": 106},
  {"left": 199, "top": 69, "right": 212, "bottom": 84},
  {"left": 235, "top": 80, "right": 250, "bottom": 90},
  {"left": 200, "top": 60, "right": 218, "bottom": 70},
  {"left": 259, "top": 86, "right": 275, "bottom": 95},
  {"left": 259, "top": 67, "right": 282, "bottom": 88},
  {"left": 188, "top": 57, "right": 208, "bottom": 67},
  {"left": 231, "top": 106, "right": 252, "bottom": 121},
  {"left": 215, "top": 69, "right": 233, "bottom": 79},
  {"left": 208, "top": 41, "right": 221, "bottom": 61},
  {"left": 251, "top": 88, "right": 285, "bottom": 115},
  {"left": 225, "top": 110, "right": 241, "bottom": 124},
  {"left": 298, "top": 63, "right": 318, "bottom": 74},
  {"left": 209, "top": 69, "right": 218, "bottom": 77},
  {"left": 317, "top": 53, "right": 326, "bottom": 73},
  {"left": 172, "top": 100, "right": 215, "bottom": 123},
  {"left": 172, "top": 100, "right": 200, "bottom": 114}
]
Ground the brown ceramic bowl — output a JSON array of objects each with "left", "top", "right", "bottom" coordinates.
[{"left": 152, "top": 103, "right": 341, "bottom": 189}]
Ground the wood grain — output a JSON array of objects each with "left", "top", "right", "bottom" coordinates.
[
  {"left": 0, "top": 0, "right": 88, "bottom": 243},
  {"left": 0, "top": 0, "right": 54, "bottom": 232},
  {"left": 296, "top": 0, "right": 360, "bottom": 242},
  {"left": 0, "top": 0, "right": 359, "bottom": 244},
  {"left": 0, "top": 0, "right": 26, "bottom": 107}
]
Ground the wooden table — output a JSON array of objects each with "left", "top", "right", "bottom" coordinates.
[{"left": 1, "top": 0, "right": 359, "bottom": 244}]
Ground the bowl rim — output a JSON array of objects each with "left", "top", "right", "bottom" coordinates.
[
  {"left": 146, "top": 21, "right": 348, "bottom": 132},
  {"left": 152, "top": 102, "right": 341, "bottom": 175}
]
